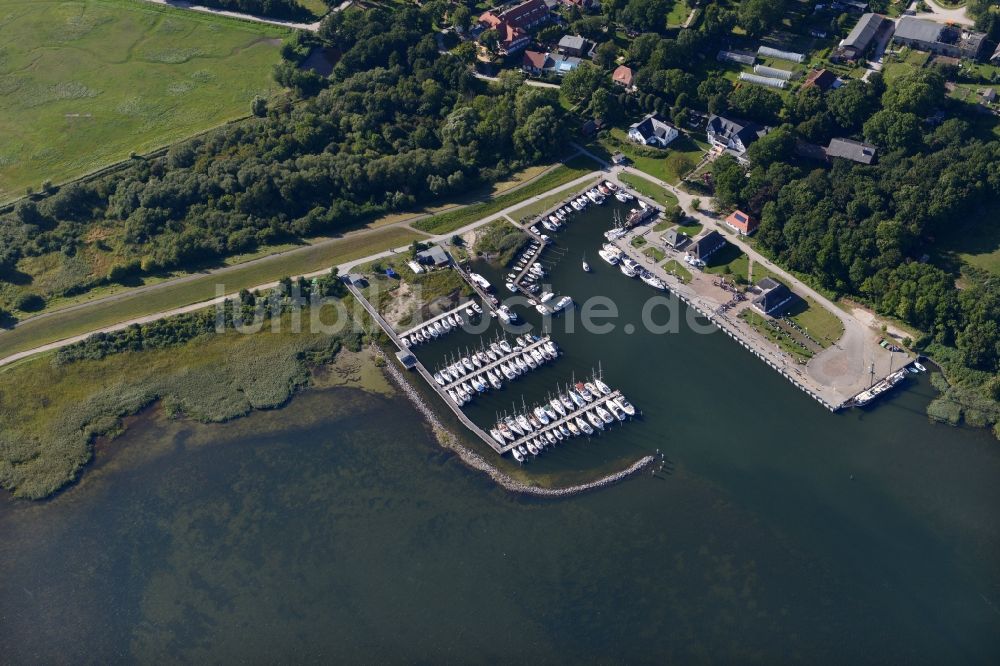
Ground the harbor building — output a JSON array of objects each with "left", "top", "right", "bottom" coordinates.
[
  {"left": 724, "top": 210, "right": 757, "bottom": 236},
  {"left": 688, "top": 230, "right": 727, "bottom": 262},
  {"left": 753, "top": 278, "right": 795, "bottom": 316}
]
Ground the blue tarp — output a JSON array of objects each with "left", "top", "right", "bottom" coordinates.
[{"left": 385, "top": 268, "right": 399, "bottom": 278}]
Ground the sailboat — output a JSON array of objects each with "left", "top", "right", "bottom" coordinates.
[{"left": 582, "top": 253, "right": 591, "bottom": 272}]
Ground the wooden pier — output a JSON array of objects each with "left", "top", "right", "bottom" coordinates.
[
  {"left": 346, "top": 282, "right": 505, "bottom": 454},
  {"left": 438, "top": 336, "right": 556, "bottom": 391},
  {"left": 496, "top": 389, "right": 628, "bottom": 454}
]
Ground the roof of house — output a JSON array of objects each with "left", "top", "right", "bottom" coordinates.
[
  {"left": 416, "top": 245, "right": 450, "bottom": 265},
  {"left": 558, "top": 34, "right": 586, "bottom": 51},
  {"left": 726, "top": 210, "right": 752, "bottom": 227},
  {"left": 842, "top": 13, "right": 893, "bottom": 51},
  {"left": 753, "top": 282, "right": 793, "bottom": 315},
  {"left": 523, "top": 50, "right": 548, "bottom": 69},
  {"left": 757, "top": 277, "right": 783, "bottom": 291},
  {"left": 894, "top": 16, "right": 944, "bottom": 44},
  {"left": 691, "top": 230, "right": 726, "bottom": 257},
  {"left": 802, "top": 68, "right": 838, "bottom": 91},
  {"left": 629, "top": 113, "right": 676, "bottom": 143},
  {"left": 706, "top": 114, "right": 766, "bottom": 147},
  {"left": 661, "top": 227, "right": 689, "bottom": 248},
  {"left": 826, "top": 137, "right": 877, "bottom": 165},
  {"left": 612, "top": 65, "right": 633, "bottom": 86},
  {"left": 498, "top": 0, "right": 549, "bottom": 29}
]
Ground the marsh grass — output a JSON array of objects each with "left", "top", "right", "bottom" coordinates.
[{"left": 0, "top": 310, "right": 362, "bottom": 500}]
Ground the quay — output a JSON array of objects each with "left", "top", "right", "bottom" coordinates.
[
  {"left": 346, "top": 282, "right": 505, "bottom": 454},
  {"left": 438, "top": 336, "right": 556, "bottom": 391},
  {"left": 497, "top": 389, "right": 628, "bottom": 455},
  {"left": 399, "top": 299, "right": 478, "bottom": 342}
]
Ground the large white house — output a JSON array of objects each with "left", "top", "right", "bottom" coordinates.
[
  {"left": 627, "top": 113, "right": 679, "bottom": 148},
  {"left": 706, "top": 114, "right": 769, "bottom": 162}
]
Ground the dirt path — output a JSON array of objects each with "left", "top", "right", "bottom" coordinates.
[{"left": 140, "top": 0, "right": 327, "bottom": 32}]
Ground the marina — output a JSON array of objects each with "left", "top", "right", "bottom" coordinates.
[
  {"left": 435, "top": 334, "right": 561, "bottom": 405},
  {"left": 399, "top": 300, "right": 481, "bottom": 346}
]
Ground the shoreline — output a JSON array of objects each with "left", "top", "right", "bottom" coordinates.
[{"left": 374, "top": 345, "right": 656, "bottom": 498}]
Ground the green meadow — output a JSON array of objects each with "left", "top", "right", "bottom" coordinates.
[{"left": 0, "top": 0, "right": 288, "bottom": 200}]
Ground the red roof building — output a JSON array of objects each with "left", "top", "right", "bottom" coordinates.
[
  {"left": 801, "top": 68, "right": 838, "bottom": 92},
  {"left": 479, "top": 0, "right": 548, "bottom": 55},
  {"left": 725, "top": 210, "right": 757, "bottom": 235},
  {"left": 612, "top": 65, "right": 634, "bottom": 89}
]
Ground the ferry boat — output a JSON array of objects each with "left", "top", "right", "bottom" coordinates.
[
  {"left": 598, "top": 249, "right": 620, "bottom": 265},
  {"left": 853, "top": 370, "right": 907, "bottom": 407}
]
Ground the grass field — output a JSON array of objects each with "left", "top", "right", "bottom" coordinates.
[
  {"left": 703, "top": 244, "right": 750, "bottom": 282},
  {"left": 748, "top": 261, "right": 845, "bottom": 347},
  {"left": 412, "top": 157, "right": 596, "bottom": 234},
  {"left": 618, "top": 172, "right": 679, "bottom": 209},
  {"left": 662, "top": 259, "right": 691, "bottom": 283},
  {"left": 0, "top": 0, "right": 288, "bottom": 200},
  {"left": 0, "top": 226, "right": 425, "bottom": 361},
  {"left": 595, "top": 130, "right": 705, "bottom": 184}
]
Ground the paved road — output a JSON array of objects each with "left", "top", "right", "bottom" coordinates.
[
  {"left": 908, "top": 0, "right": 975, "bottom": 27},
  {"left": 474, "top": 72, "right": 561, "bottom": 89},
  {"left": 0, "top": 166, "right": 608, "bottom": 369},
  {"left": 141, "top": 0, "right": 328, "bottom": 31}
]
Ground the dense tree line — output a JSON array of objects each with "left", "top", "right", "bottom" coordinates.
[
  {"left": 0, "top": 6, "right": 568, "bottom": 303},
  {"left": 712, "top": 70, "right": 1000, "bottom": 376}
]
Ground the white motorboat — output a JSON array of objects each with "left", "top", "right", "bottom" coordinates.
[
  {"left": 585, "top": 382, "right": 601, "bottom": 397},
  {"left": 615, "top": 396, "right": 636, "bottom": 416},
  {"left": 571, "top": 200, "right": 584, "bottom": 211},
  {"left": 551, "top": 296, "right": 573, "bottom": 313},
  {"left": 540, "top": 291, "right": 555, "bottom": 303},
  {"left": 555, "top": 210, "right": 566, "bottom": 222},
  {"left": 542, "top": 404, "right": 558, "bottom": 421},
  {"left": 472, "top": 302, "right": 483, "bottom": 314},
  {"left": 587, "top": 410, "right": 605, "bottom": 430},
  {"left": 512, "top": 448, "right": 525, "bottom": 463},
  {"left": 914, "top": 362, "right": 927, "bottom": 372},
  {"left": 552, "top": 428, "right": 564, "bottom": 442},
  {"left": 433, "top": 372, "right": 445, "bottom": 386},
  {"left": 531, "top": 349, "right": 545, "bottom": 364},
  {"left": 598, "top": 249, "right": 619, "bottom": 265},
  {"left": 535, "top": 304, "right": 549, "bottom": 315},
  {"left": 620, "top": 262, "right": 637, "bottom": 278},
  {"left": 615, "top": 191, "right": 630, "bottom": 203},
  {"left": 576, "top": 416, "right": 594, "bottom": 435},
  {"left": 469, "top": 273, "right": 492, "bottom": 291},
  {"left": 582, "top": 256, "right": 590, "bottom": 272},
  {"left": 575, "top": 382, "right": 594, "bottom": 402},
  {"left": 559, "top": 423, "right": 572, "bottom": 438},
  {"left": 607, "top": 399, "right": 626, "bottom": 421},
  {"left": 604, "top": 180, "right": 617, "bottom": 191},
  {"left": 595, "top": 405, "right": 614, "bottom": 424},
  {"left": 522, "top": 352, "right": 538, "bottom": 370},
  {"left": 641, "top": 272, "right": 667, "bottom": 290}
]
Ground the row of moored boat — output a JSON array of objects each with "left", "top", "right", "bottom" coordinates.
[
  {"left": 493, "top": 379, "right": 637, "bottom": 462},
  {"left": 402, "top": 302, "right": 482, "bottom": 346},
  {"left": 597, "top": 244, "right": 667, "bottom": 290},
  {"left": 435, "top": 335, "right": 560, "bottom": 406}
]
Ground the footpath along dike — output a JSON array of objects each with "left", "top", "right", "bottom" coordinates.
[{"left": 374, "top": 345, "right": 656, "bottom": 498}]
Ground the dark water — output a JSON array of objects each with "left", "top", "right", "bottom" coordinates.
[{"left": 2, "top": 203, "right": 999, "bottom": 662}]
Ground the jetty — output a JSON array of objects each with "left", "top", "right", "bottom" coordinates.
[
  {"left": 399, "top": 300, "right": 477, "bottom": 343},
  {"left": 438, "top": 336, "right": 556, "bottom": 392},
  {"left": 496, "top": 388, "right": 630, "bottom": 456}
]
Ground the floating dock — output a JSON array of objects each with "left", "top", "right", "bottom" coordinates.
[
  {"left": 496, "top": 389, "right": 630, "bottom": 456},
  {"left": 399, "top": 300, "right": 477, "bottom": 343},
  {"left": 438, "top": 336, "right": 557, "bottom": 392}
]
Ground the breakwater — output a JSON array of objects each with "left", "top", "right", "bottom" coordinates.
[{"left": 375, "top": 345, "right": 655, "bottom": 498}]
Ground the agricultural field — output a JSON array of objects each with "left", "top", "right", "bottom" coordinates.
[{"left": 0, "top": 0, "right": 288, "bottom": 200}]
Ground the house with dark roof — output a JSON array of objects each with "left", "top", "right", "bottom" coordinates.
[
  {"left": 706, "top": 115, "right": 768, "bottom": 161},
  {"left": 801, "top": 68, "right": 839, "bottom": 92},
  {"left": 826, "top": 138, "right": 877, "bottom": 165},
  {"left": 724, "top": 210, "right": 757, "bottom": 235},
  {"left": 753, "top": 277, "right": 795, "bottom": 316},
  {"left": 688, "top": 230, "right": 727, "bottom": 263},
  {"left": 416, "top": 245, "right": 451, "bottom": 267},
  {"left": 660, "top": 227, "right": 690, "bottom": 250},
  {"left": 612, "top": 65, "right": 634, "bottom": 90},
  {"left": 893, "top": 16, "right": 988, "bottom": 61},
  {"left": 627, "top": 113, "right": 679, "bottom": 148},
  {"left": 838, "top": 13, "right": 894, "bottom": 61}
]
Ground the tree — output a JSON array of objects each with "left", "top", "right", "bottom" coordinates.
[
  {"left": 746, "top": 125, "right": 796, "bottom": 168},
  {"left": 480, "top": 29, "right": 499, "bottom": 51},
  {"left": 450, "top": 5, "right": 471, "bottom": 32},
  {"left": 594, "top": 41, "right": 618, "bottom": 69},
  {"left": 727, "top": 85, "right": 782, "bottom": 124},
  {"left": 561, "top": 62, "right": 609, "bottom": 105},
  {"left": 863, "top": 110, "right": 922, "bottom": 152},
  {"left": 621, "top": 0, "right": 672, "bottom": 33},
  {"left": 589, "top": 87, "right": 622, "bottom": 122},
  {"left": 251, "top": 95, "right": 268, "bottom": 117},
  {"left": 513, "top": 107, "right": 565, "bottom": 161},
  {"left": 827, "top": 80, "right": 880, "bottom": 131},
  {"left": 881, "top": 69, "right": 945, "bottom": 116},
  {"left": 738, "top": 0, "right": 787, "bottom": 38}
]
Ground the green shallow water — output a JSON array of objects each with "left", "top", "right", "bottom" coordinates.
[{"left": 2, "top": 203, "right": 999, "bottom": 662}]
